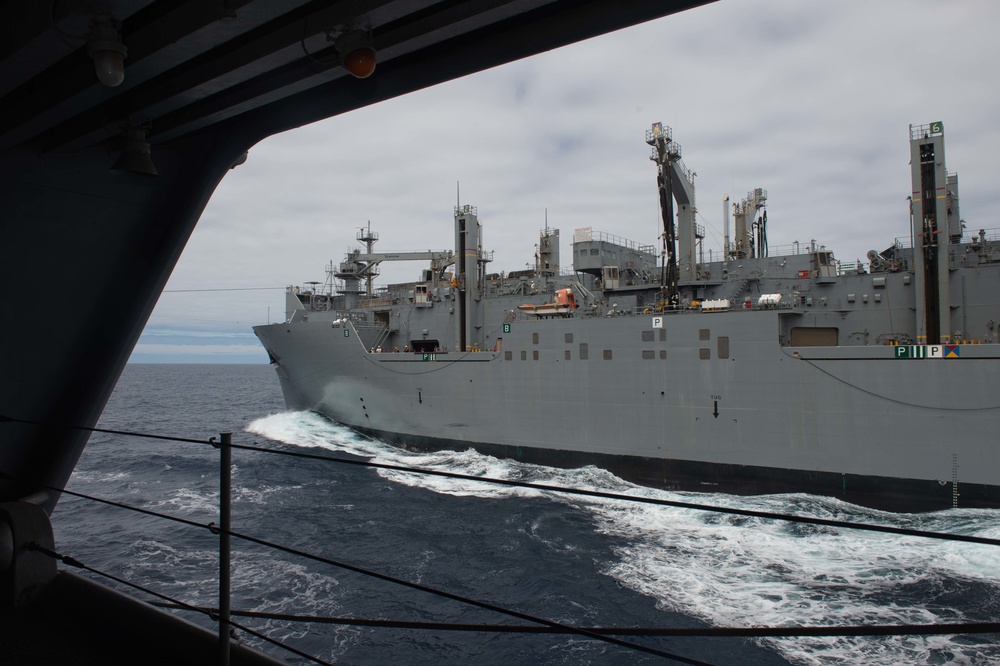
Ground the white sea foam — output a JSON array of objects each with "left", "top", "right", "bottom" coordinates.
[
  {"left": 246, "top": 411, "right": 1000, "bottom": 665},
  {"left": 248, "top": 411, "right": 384, "bottom": 459},
  {"left": 70, "top": 469, "right": 131, "bottom": 484},
  {"left": 148, "top": 487, "right": 219, "bottom": 515},
  {"left": 590, "top": 499, "right": 1000, "bottom": 665}
]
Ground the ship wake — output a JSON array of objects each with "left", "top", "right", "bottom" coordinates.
[{"left": 248, "top": 411, "right": 1000, "bottom": 666}]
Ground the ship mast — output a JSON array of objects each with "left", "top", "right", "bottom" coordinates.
[{"left": 357, "top": 221, "right": 379, "bottom": 298}]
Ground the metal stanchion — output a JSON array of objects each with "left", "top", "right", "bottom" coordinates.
[{"left": 219, "top": 432, "right": 232, "bottom": 665}]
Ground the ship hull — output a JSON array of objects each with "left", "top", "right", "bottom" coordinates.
[
  {"left": 348, "top": 425, "right": 994, "bottom": 512},
  {"left": 255, "top": 311, "right": 1000, "bottom": 513}
]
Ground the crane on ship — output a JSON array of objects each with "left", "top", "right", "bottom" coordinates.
[
  {"left": 647, "top": 122, "right": 701, "bottom": 306},
  {"left": 334, "top": 221, "right": 455, "bottom": 299}
]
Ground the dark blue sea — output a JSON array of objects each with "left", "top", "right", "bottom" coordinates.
[{"left": 51, "top": 364, "right": 1000, "bottom": 665}]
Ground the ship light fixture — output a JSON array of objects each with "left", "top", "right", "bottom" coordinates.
[
  {"left": 335, "top": 30, "right": 376, "bottom": 78},
  {"left": 87, "top": 15, "right": 127, "bottom": 87},
  {"left": 112, "top": 125, "right": 158, "bottom": 176}
]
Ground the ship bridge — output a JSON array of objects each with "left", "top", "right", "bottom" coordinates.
[{"left": 572, "top": 227, "right": 658, "bottom": 289}]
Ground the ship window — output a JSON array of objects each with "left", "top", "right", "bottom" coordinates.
[
  {"left": 565, "top": 350, "right": 571, "bottom": 360},
  {"left": 641, "top": 330, "right": 654, "bottom": 342},
  {"left": 532, "top": 332, "right": 539, "bottom": 344},
  {"left": 700, "top": 348, "right": 711, "bottom": 360},
  {"left": 533, "top": 351, "right": 539, "bottom": 361},
  {"left": 590, "top": 248, "right": 599, "bottom": 255},
  {"left": 603, "top": 349, "right": 613, "bottom": 360},
  {"left": 660, "top": 329, "right": 666, "bottom": 342},
  {"left": 565, "top": 333, "right": 573, "bottom": 343},
  {"left": 642, "top": 350, "right": 655, "bottom": 360},
  {"left": 699, "top": 329, "right": 710, "bottom": 341},
  {"left": 660, "top": 350, "right": 667, "bottom": 360},
  {"left": 718, "top": 336, "right": 730, "bottom": 359},
  {"left": 579, "top": 343, "right": 589, "bottom": 360},
  {"left": 520, "top": 350, "right": 527, "bottom": 361},
  {"left": 505, "top": 351, "right": 512, "bottom": 361}
]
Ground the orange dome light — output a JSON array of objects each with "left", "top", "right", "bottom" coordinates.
[
  {"left": 343, "top": 46, "right": 376, "bottom": 79},
  {"left": 334, "top": 30, "right": 377, "bottom": 79}
]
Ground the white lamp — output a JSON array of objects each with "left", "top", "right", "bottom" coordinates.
[{"left": 87, "top": 16, "right": 127, "bottom": 87}]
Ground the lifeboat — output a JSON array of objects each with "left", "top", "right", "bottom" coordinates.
[{"left": 517, "top": 288, "right": 579, "bottom": 318}]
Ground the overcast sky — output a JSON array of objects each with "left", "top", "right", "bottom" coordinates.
[{"left": 131, "top": 0, "right": 1000, "bottom": 363}]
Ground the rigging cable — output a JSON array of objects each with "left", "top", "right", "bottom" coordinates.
[
  {"left": 782, "top": 351, "right": 1000, "bottom": 411},
  {"left": 233, "top": 440, "right": 1000, "bottom": 548},
  {"left": 3, "top": 413, "right": 999, "bottom": 547},
  {"left": 147, "top": 603, "right": 1000, "bottom": 638},
  {"left": 4, "top": 416, "right": 1000, "bottom": 663},
  {"left": 34, "top": 480, "right": 1000, "bottom": 664},
  {"left": 161, "top": 287, "right": 285, "bottom": 293},
  {"left": 17, "top": 475, "right": 712, "bottom": 664}
]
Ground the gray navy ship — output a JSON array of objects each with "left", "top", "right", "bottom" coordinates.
[{"left": 255, "top": 122, "right": 1000, "bottom": 512}]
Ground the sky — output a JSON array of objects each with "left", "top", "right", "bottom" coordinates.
[{"left": 130, "top": 0, "right": 1000, "bottom": 364}]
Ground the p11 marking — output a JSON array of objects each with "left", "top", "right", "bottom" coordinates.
[{"left": 894, "top": 345, "right": 960, "bottom": 359}]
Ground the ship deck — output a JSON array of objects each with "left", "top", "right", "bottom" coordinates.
[{"left": 1, "top": 572, "right": 283, "bottom": 666}]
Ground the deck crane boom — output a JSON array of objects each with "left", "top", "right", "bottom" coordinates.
[{"left": 646, "top": 122, "right": 700, "bottom": 305}]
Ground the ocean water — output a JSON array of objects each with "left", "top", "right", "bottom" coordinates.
[{"left": 51, "top": 364, "right": 1000, "bottom": 665}]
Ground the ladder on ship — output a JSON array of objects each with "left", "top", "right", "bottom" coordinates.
[
  {"left": 370, "top": 324, "right": 391, "bottom": 352},
  {"left": 729, "top": 277, "right": 749, "bottom": 302}
]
